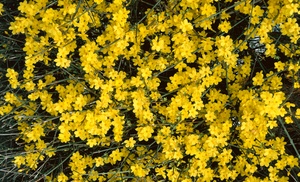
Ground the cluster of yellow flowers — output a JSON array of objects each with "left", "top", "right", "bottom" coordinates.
[{"left": 1, "top": 0, "right": 300, "bottom": 181}]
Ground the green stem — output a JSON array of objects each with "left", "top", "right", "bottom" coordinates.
[{"left": 278, "top": 117, "right": 300, "bottom": 159}]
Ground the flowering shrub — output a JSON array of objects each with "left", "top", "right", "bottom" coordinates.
[{"left": 0, "top": 0, "right": 300, "bottom": 181}]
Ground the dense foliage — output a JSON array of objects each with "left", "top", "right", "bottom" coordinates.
[{"left": 0, "top": 0, "right": 300, "bottom": 181}]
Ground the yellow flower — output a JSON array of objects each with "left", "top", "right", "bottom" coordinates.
[
  {"left": 95, "top": 157, "right": 104, "bottom": 167},
  {"left": 180, "top": 19, "right": 193, "bottom": 33},
  {"left": 205, "top": 110, "right": 216, "bottom": 122},
  {"left": 94, "top": 0, "right": 103, "bottom": 4},
  {"left": 185, "top": 134, "right": 199, "bottom": 146},
  {"left": 0, "top": 3, "right": 4, "bottom": 15},
  {"left": 112, "top": 8, "right": 129, "bottom": 27},
  {"left": 109, "top": 149, "right": 123, "bottom": 165},
  {"left": 54, "top": 57, "right": 71, "bottom": 68},
  {"left": 136, "top": 126, "right": 154, "bottom": 141},
  {"left": 23, "top": 80, "right": 35, "bottom": 91},
  {"left": 221, "top": 11, "right": 230, "bottom": 20},
  {"left": 267, "top": 120, "right": 278, "bottom": 129},
  {"left": 155, "top": 166, "right": 166, "bottom": 178},
  {"left": 131, "top": 164, "right": 148, "bottom": 177},
  {"left": 18, "top": 1, "right": 39, "bottom": 17},
  {"left": 6, "top": 68, "right": 20, "bottom": 89},
  {"left": 199, "top": 19, "right": 213, "bottom": 30},
  {"left": 284, "top": 155, "right": 298, "bottom": 168},
  {"left": 280, "top": 18, "right": 299, "bottom": 37},
  {"left": 200, "top": 3, "right": 216, "bottom": 17},
  {"left": 25, "top": 153, "right": 41, "bottom": 169},
  {"left": 37, "top": 80, "right": 46, "bottom": 90},
  {"left": 88, "top": 170, "right": 99, "bottom": 181},
  {"left": 152, "top": 36, "right": 165, "bottom": 52},
  {"left": 58, "top": 131, "right": 71, "bottom": 143},
  {"left": 87, "top": 138, "right": 98, "bottom": 147},
  {"left": 265, "top": 43, "right": 276, "bottom": 58},
  {"left": 124, "top": 137, "right": 136, "bottom": 148},
  {"left": 13, "top": 156, "right": 25, "bottom": 168},
  {"left": 284, "top": 116, "right": 293, "bottom": 124},
  {"left": 295, "top": 109, "right": 300, "bottom": 119},
  {"left": 218, "top": 21, "right": 231, "bottom": 33},
  {"left": 44, "top": 74, "right": 56, "bottom": 84},
  {"left": 139, "top": 67, "right": 152, "bottom": 79},
  {"left": 200, "top": 38, "right": 214, "bottom": 52},
  {"left": 160, "top": 126, "right": 171, "bottom": 136},
  {"left": 73, "top": 94, "right": 87, "bottom": 111},
  {"left": 57, "top": 173, "right": 68, "bottom": 182},
  {"left": 4, "top": 92, "right": 18, "bottom": 105},
  {"left": 167, "top": 168, "right": 180, "bottom": 182},
  {"left": 252, "top": 71, "right": 264, "bottom": 86},
  {"left": 27, "top": 123, "right": 45, "bottom": 142},
  {"left": 35, "top": 139, "right": 47, "bottom": 151},
  {"left": 274, "top": 61, "right": 286, "bottom": 72}
]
